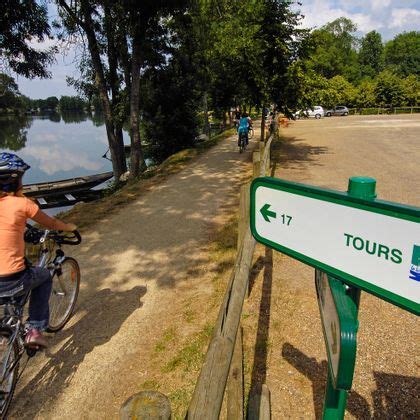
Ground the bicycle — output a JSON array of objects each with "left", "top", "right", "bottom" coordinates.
[
  {"left": 0, "top": 226, "right": 81, "bottom": 418},
  {"left": 238, "top": 131, "right": 247, "bottom": 153},
  {"left": 248, "top": 126, "right": 254, "bottom": 139}
]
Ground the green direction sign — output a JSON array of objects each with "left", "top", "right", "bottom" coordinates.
[
  {"left": 250, "top": 177, "right": 420, "bottom": 315},
  {"left": 315, "top": 270, "right": 358, "bottom": 390}
]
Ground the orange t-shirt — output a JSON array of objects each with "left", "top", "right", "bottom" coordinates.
[{"left": 0, "top": 195, "right": 69, "bottom": 275}]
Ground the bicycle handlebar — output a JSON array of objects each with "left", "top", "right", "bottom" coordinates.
[
  {"left": 25, "top": 224, "right": 82, "bottom": 246},
  {"left": 55, "top": 230, "right": 82, "bottom": 245}
]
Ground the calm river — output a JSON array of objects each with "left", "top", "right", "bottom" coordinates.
[
  {"left": 0, "top": 112, "right": 139, "bottom": 214},
  {"left": 0, "top": 112, "right": 130, "bottom": 185}
]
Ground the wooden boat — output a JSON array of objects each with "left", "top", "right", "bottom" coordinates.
[
  {"left": 23, "top": 172, "right": 113, "bottom": 198},
  {"left": 32, "top": 189, "right": 104, "bottom": 210}
]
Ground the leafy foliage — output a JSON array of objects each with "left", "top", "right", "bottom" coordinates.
[
  {"left": 0, "top": 0, "right": 55, "bottom": 78},
  {"left": 359, "top": 31, "right": 384, "bottom": 78},
  {"left": 384, "top": 31, "right": 420, "bottom": 77}
]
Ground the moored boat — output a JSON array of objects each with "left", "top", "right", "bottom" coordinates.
[{"left": 23, "top": 172, "right": 113, "bottom": 198}]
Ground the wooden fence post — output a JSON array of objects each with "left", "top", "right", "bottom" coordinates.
[
  {"left": 226, "top": 327, "right": 244, "bottom": 419},
  {"left": 237, "top": 184, "right": 250, "bottom": 252},
  {"left": 248, "top": 384, "right": 271, "bottom": 420},
  {"left": 253, "top": 152, "right": 261, "bottom": 179}
]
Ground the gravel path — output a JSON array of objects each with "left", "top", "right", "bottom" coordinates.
[
  {"left": 243, "top": 114, "right": 419, "bottom": 419},
  {"left": 11, "top": 131, "right": 255, "bottom": 419}
]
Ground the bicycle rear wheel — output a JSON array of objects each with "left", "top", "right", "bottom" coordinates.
[
  {"left": 47, "top": 257, "right": 80, "bottom": 332},
  {"left": 0, "top": 327, "right": 19, "bottom": 419}
]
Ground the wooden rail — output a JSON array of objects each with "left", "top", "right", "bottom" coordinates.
[{"left": 187, "top": 132, "right": 274, "bottom": 419}]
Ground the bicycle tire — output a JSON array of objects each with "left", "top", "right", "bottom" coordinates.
[
  {"left": 47, "top": 257, "right": 80, "bottom": 332},
  {"left": 0, "top": 327, "right": 19, "bottom": 419},
  {"left": 248, "top": 127, "right": 254, "bottom": 139}
]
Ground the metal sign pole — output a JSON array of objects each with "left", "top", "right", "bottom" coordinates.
[
  {"left": 345, "top": 177, "right": 377, "bottom": 312},
  {"left": 322, "top": 177, "right": 377, "bottom": 419}
]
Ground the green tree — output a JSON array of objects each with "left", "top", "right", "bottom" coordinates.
[
  {"left": 33, "top": 96, "right": 59, "bottom": 111},
  {"left": 59, "top": 95, "right": 87, "bottom": 111},
  {"left": 384, "top": 31, "right": 420, "bottom": 77},
  {"left": 0, "top": 0, "right": 55, "bottom": 78},
  {"left": 354, "top": 79, "right": 376, "bottom": 108},
  {"left": 374, "top": 70, "right": 405, "bottom": 107},
  {"left": 359, "top": 31, "right": 384, "bottom": 78},
  {"left": 328, "top": 75, "right": 357, "bottom": 106},
  {"left": 0, "top": 73, "right": 23, "bottom": 112},
  {"left": 307, "top": 17, "right": 360, "bottom": 82},
  {"left": 57, "top": 0, "right": 187, "bottom": 180},
  {"left": 402, "top": 75, "right": 419, "bottom": 106}
]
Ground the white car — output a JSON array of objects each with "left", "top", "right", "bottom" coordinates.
[{"left": 294, "top": 106, "right": 324, "bottom": 119}]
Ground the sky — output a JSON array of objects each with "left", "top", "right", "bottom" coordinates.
[{"left": 17, "top": 0, "right": 420, "bottom": 99}]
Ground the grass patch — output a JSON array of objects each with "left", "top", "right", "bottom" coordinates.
[
  {"left": 169, "top": 387, "right": 191, "bottom": 419},
  {"left": 163, "top": 323, "right": 213, "bottom": 374},
  {"left": 139, "top": 379, "right": 160, "bottom": 391},
  {"left": 183, "top": 307, "right": 196, "bottom": 323},
  {"left": 154, "top": 327, "right": 177, "bottom": 354}
]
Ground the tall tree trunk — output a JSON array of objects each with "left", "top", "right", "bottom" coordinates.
[
  {"left": 260, "top": 105, "right": 266, "bottom": 142},
  {"left": 71, "top": 0, "right": 126, "bottom": 180},
  {"left": 222, "top": 110, "right": 227, "bottom": 129},
  {"left": 104, "top": 1, "right": 126, "bottom": 176},
  {"left": 129, "top": 32, "right": 145, "bottom": 179},
  {"left": 203, "top": 91, "right": 210, "bottom": 138}
]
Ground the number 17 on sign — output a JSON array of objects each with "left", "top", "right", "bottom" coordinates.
[{"left": 260, "top": 203, "right": 292, "bottom": 225}]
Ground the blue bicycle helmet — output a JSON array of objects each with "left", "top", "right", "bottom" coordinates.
[{"left": 0, "top": 152, "right": 31, "bottom": 192}]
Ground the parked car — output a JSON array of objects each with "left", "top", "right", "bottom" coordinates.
[
  {"left": 325, "top": 106, "right": 349, "bottom": 117},
  {"left": 293, "top": 106, "right": 324, "bottom": 119}
]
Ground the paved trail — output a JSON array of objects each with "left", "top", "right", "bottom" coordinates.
[{"left": 12, "top": 132, "right": 255, "bottom": 418}]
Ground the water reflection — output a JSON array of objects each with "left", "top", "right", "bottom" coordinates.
[
  {"left": 61, "top": 111, "right": 89, "bottom": 124},
  {"left": 90, "top": 112, "right": 105, "bottom": 127},
  {"left": 0, "top": 112, "right": 115, "bottom": 185},
  {"left": 0, "top": 115, "right": 32, "bottom": 151}
]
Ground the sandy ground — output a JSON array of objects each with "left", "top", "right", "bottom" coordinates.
[
  {"left": 243, "top": 114, "right": 419, "bottom": 419},
  {"left": 11, "top": 131, "right": 256, "bottom": 419}
]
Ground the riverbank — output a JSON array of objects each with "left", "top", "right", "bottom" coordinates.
[{"left": 56, "top": 128, "right": 236, "bottom": 230}]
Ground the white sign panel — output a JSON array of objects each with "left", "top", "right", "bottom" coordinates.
[{"left": 253, "top": 186, "right": 420, "bottom": 309}]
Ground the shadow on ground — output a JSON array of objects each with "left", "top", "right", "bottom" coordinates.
[
  {"left": 247, "top": 247, "right": 273, "bottom": 418},
  {"left": 271, "top": 135, "right": 328, "bottom": 170},
  {"left": 12, "top": 286, "right": 146, "bottom": 416},
  {"left": 282, "top": 343, "right": 419, "bottom": 419}
]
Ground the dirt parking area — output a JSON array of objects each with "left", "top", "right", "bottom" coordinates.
[{"left": 243, "top": 114, "right": 419, "bottom": 419}]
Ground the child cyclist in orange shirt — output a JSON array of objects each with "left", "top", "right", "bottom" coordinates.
[{"left": 0, "top": 153, "right": 77, "bottom": 349}]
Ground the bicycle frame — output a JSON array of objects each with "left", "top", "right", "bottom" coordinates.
[
  {"left": 0, "top": 292, "right": 30, "bottom": 390},
  {"left": 0, "top": 230, "right": 65, "bottom": 388}
]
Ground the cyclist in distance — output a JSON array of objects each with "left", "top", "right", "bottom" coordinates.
[
  {"left": 234, "top": 108, "right": 241, "bottom": 127},
  {"left": 0, "top": 152, "right": 77, "bottom": 349},
  {"left": 237, "top": 112, "right": 252, "bottom": 147}
]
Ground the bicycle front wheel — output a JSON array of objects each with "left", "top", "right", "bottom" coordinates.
[
  {"left": 248, "top": 127, "right": 254, "bottom": 139},
  {"left": 47, "top": 257, "right": 80, "bottom": 332},
  {"left": 0, "top": 327, "right": 19, "bottom": 419}
]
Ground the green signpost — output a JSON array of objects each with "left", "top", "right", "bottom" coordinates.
[
  {"left": 250, "top": 176, "right": 420, "bottom": 419},
  {"left": 315, "top": 270, "right": 358, "bottom": 418}
]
